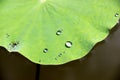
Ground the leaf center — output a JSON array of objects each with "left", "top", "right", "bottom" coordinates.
[{"left": 40, "top": 0, "right": 46, "bottom": 3}]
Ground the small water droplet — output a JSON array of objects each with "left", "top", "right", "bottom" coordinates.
[
  {"left": 56, "top": 30, "right": 62, "bottom": 35},
  {"left": 115, "top": 13, "right": 119, "bottom": 17},
  {"left": 65, "top": 41, "right": 72, "bottom": 48},
  {"left": 43, "top": 48, "right": 48, "bottom": 53}
]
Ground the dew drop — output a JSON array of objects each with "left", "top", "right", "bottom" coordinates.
[
  {"left": 43, "top": 48, "right": 48, "bottom": 53},
  {"left": 56, "top": 30, "right": 62, "bottom": 36},
  {"left": 115, "top": 13, "right": 119, "bottom": 17},
  {"left": 65, "top": 41, "right": 72, "bottom": 48}
]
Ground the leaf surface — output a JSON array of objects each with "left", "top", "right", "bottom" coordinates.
[{"left": 0, "top": 0, "right": 120, "bottom": 65}]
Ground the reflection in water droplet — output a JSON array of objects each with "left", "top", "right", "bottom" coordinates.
[
  {"left": 56, "top": 30, "right": 62, "bottom": 36},
  {"left": 115, "top": 13, "right": 119, "bottom": 17},
  {"left": 43, "top": 48, "right": 48, "bottom": 53},
  {"left": 65, "top": 41, "right": 72, "bottom": 48}
]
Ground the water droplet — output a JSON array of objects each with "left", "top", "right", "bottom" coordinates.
[
  {"left": 115, "top": 13, "right": 119, "bottom": 17},
  {"left": 56, "top": 30, "right": 62, "bottom": 36},
  {"left": 43, "top": 48, "right": 48, "bottom": 53},
  {"left": 65, "top": 41, "right": 72, "bottom": 48}
]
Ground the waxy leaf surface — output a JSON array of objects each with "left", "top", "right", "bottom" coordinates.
[{"left": 0, "top": 0, "right": 120, "bottom": 65}]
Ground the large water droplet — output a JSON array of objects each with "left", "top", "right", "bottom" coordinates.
[
  {"left": 115, "top": 13, "right": 119, "bottom": 17},
  {"left": 43, "top": 48, "right": 48, "bottom": 53},
  {"left": 65, "top": 41, "right": 72, "bottom": 48},
  {"left": 56, "top": 30, "right": 62, "bottom": 36}
]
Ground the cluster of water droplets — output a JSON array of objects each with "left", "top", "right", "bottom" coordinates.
[
  {"left": 7, "top": 12, "right": 119, "bottom": 63},
  {"left": 43, "top": 29, "right": 73, "bottom": 54},
  {"left": 42, "top": 12, "right": 120, "bottom": 61}
]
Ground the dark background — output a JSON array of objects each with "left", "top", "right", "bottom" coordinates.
[{"left": 0, "top": 22, "right": 120, "bottom": 80}]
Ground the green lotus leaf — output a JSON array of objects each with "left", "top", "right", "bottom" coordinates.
[{"left": 0, "top": 0, "right": 120, "bottom": 65}]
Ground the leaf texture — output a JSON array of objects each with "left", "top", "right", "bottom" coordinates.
[{"left": 0, "top": 0, "right": 120, "bottom": 65}]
